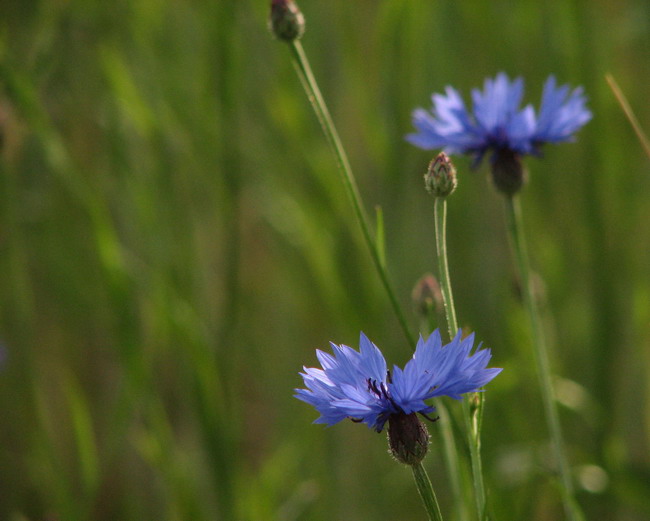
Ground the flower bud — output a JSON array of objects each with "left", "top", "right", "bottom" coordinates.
[
  {"left": 387, "top": 412, "right": 429, "bottom": 465},
  {"left": 469, "top": 392, "right": 482, "bottom": 420},
  {"left": 424, "top": 153, "right": 457, "bottom": 197},
  {"left": 490, "top": 149, "right": 527, "bottom": 196},
  {"left": 269, "top": 0, "right": 305, "bottom": 42},
  {"left": 411, "top": 274, "right": 443, "bottom": 318}
]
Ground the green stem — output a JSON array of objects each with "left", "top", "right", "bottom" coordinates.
[
  {"left": 503, "top": 195, "right": 582, "bottom": 521},
  {"left": 412, "top": 462, "right": 444, "bottom": 521},
  {"left": 461, "top": 398, "right": 486, "bottom": 521},
  {"left": 436, "top": 400, "right": 470, "bottom": 521},
  {"left": 434, "top": 197, "right": 487, "bottom": 521},
  {"left": 433, "top": 198, "right": 458, "bottom": 336},
  {"left": 286, "top": 40, "right": 415, "bottom": 348}
]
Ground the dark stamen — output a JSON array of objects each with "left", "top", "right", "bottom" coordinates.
[
  {"left": 419, "top": 412, "right": 440, "bottom": 423},
  {"left": 367, "top": 378, "right": 382, "bottom": 397},
  {"left": 367, "top": 378, "right": 400, "bottom": 410}
]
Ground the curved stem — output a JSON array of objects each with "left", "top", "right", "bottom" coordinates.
[
  {"left": 412, "top": 462, "right": 444, "bottom": 521},
  {"left": 434, "top": 197, "right": 487, "bottom": 521},
  {"left": 503, "top": 195, "right": 582, "bottom": 521},
  {"left": 286, "top": 40, "right": 415, "bottom": 348}
]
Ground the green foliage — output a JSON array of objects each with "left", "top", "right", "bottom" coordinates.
[{"left": 0, "top": 1, "right": 649, "bottom": 519}]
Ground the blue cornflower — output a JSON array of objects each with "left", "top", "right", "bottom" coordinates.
[
  {"left": 295, "top": 329, "right": 501, "bottom": 433},
  {"left": 407, "top": 73, "right": 591, "bottom": 194}
]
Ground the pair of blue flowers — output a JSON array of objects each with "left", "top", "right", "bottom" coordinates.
[{"left": 296, "top": 73, "right": 590, "bottom": 433}]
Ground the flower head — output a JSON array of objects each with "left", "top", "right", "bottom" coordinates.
[
  {"left": 407, "top": 73, "right": 591, "bottom": 169},
  {"left": 424, "top": 152, "right": 457, "bottom": 197},
  {"left": 295, "top": 330, "right": 501, "bottom": 433},
  {"left": 269, "top": 0, "right": 305, "bottom": 42}
]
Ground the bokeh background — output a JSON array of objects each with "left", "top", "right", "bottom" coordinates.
[{"left": 1, "top": 1, "right": 649, "bottom": 520}]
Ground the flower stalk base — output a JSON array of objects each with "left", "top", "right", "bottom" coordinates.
[{"left": 412, "top": 462, "right": 444, "bottom": 521}]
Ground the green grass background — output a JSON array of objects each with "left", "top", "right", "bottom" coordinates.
[{"left": 0, "top": 1, "right": 649, "bottom": 519}]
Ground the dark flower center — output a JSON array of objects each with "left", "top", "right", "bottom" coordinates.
[{"left": 490, "top": 148, "right": 527, "bottom": 196}]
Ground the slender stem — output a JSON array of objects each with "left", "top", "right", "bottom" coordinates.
[
  {"left": 462, "top": 401, "right": 485, "bottom": 520},
  {"left": 436, "top": 400, "right": 470, "bottom": 521},
  {"left": 503, "top": 195, "right": 582, "bottom": 521},
  {"left": 433, "top": 198, "right": 458, "bottom": 336},
  {"left": 286, "top": 40, "right": 415, "bottom": 347},
  {"left": 434, "top": 197, "right": 487, "bottom": 521},
  {"left": 412, "top": 462, "right": 444, "bottom": 521}
]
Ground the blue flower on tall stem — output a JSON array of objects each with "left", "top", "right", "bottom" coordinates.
[
  {"left": 295, "top": 330, "right": 501, "bottom": 433},
  {"left": 407, "top": 73, "right": 591, "bottom": 194}
]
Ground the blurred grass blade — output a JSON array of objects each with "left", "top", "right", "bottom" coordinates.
[
  {"left": 375, "top": 205, "right": 386, "bottom": 268},
  {"left": 606, "top": 73, "right": 650, "bottom": 160},
  {"left": 63, "top": 370, "right": 100, "bottom": 498},
  {"left": 33, "top": 377, "right": 81, "bottom": 519}
]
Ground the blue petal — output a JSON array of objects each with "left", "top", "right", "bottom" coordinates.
[
  {"left": 406, "top": 86, "right": 484, "bottom": 154},
  {"left": 319, "top": 343, "right": 362, "bottom": 387},
  {"left": 472, "top": 73, "right": 524, "bottom": 134},
  {"left": 505, "top": 104, "right": 537, "bottom": 154},
  {"left": 358, "top": 332, "right": 388, "bottom": 383},
  {"left": 389, "top": 364, "right": 433, "bottom": 414},
  {"left": 534, "top": 77, "right": 591, "bottom": 143}
]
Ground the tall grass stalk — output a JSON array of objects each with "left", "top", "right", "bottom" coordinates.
[
  {"left": 286, "top": 40, "right": 415, "bottom": 348},
  {"left": 605, "top": 74, "right": 650, "bottom": 160}
]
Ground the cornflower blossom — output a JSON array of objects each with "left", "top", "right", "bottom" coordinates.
[
  {"left": 407, "top": 73, "right": 591, "bottom": 194},
  {"left": 295, "top": 330, "right": 501, "bottom": 433}
]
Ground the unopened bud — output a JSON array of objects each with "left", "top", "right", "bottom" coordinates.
[
  {"left": 387, "top": 413, "right": 429, "bottom": 465},
  {"left": 490, "top": 149, "right": 527, "bottom": 196},
  {"left": 469, "top": 392, "right": 482, "bottom": 418},
  {"left": 411, "top": 274, "right": 443, "bottom": 318},
  {"left": 269, "top": 0, "right": 305, "bottom": 42},
  {"left": 424, "top": 153, "right": 457, "bottom": 197}
]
